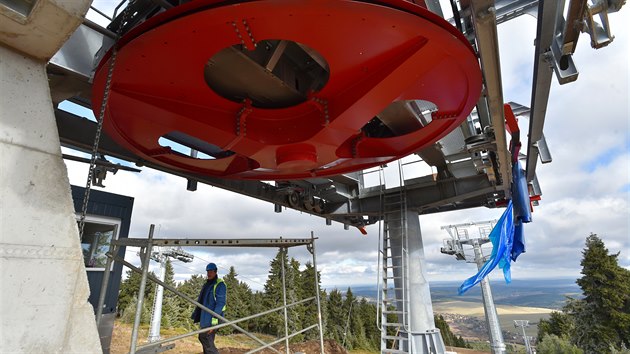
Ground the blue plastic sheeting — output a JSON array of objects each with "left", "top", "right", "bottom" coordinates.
[
  {"left": 458, "top": 201, "right": 514, "bottom": 295},
  {"left": 512, "top": 160, "right": 531, "bottom": 223},
  {"left": 511, "top": 160, "right": 530, "bottom": 261},
  {"left": 512, "top": 219, "right": 525, "bottom": 261}
]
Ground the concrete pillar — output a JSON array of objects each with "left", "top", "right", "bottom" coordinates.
[{"left": 0, "top": 0, "right": 99, "bottom": 352}]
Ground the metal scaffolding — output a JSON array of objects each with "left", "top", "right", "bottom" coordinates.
[{"left": 95, "top": 225, "right": 325, "bottom": 354}]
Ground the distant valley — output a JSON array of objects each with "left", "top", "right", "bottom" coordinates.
[
  {"left": 335, "top": 278, "right": 581, "bottom": 310},
  {"left": 329, "top": 278, "right": 582, "bottom": 342}
]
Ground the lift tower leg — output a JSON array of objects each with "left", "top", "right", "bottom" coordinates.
[{"left": 386, "top": 211, "right": 446, "bottom": 354}]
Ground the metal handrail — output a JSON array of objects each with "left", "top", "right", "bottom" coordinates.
[
  {"left": 112, "top": 255, "right": 282, "bottom": 354},
  {"left": 398, "top": 159, "right": 411, "bottom": 335},
  {"left": 375, "top": 166, "right": 385, "bottom": 332},
  {"left": 246, "top": 324, "right": 319, "bottom": 354},
  {"left": 137, "top": 297, "right": 317, "bottom": 352}
]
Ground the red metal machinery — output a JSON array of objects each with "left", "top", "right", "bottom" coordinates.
[{"left": 93, "top": 0, "right": 481, "bottom": 180}]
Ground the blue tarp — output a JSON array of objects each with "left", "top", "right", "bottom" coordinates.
[
  {"left": 511, "top": 160, "right": 530, "bottom": 260},
  {"left": 458, "top": 160, "right": 534, "bottom": 294},
  {"left": 458, "top": 201, "right": 514, "bottom": 295}
]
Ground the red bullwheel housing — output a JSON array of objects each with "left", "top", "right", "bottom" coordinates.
[{"left": 92, "top": 0, "right": 481, "bottom": 180}]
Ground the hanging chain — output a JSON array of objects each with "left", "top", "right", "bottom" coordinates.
[{"left": 78, "top": 4, "right": 134, "bottom": 238}]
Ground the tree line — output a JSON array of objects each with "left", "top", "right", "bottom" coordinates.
[
  {"left": 536, "top": 234, "right": 630, "bottom": 354},
  {"left": 117, "top": 249, "right": 468, "bottom": 350}
]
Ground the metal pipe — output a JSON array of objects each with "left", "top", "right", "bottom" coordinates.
[
  {"left": 95, "top": 244, "right": 116, "bottom": 326},
  {"left": 130, "top": 224, "right": 155, "bottom": 353},
  {"left": 310, "top": 232, "right": 325, "bottom": 354},
  {"left": 89, "top": 5, "right": 113, "bottom": 21},
  {"left": 113, "top": 0, "right": 128, "bottom": 18},
  {"left": 245, "top": 324, "right": 319, "bottom": 354},
  {"left": 280, "top": 247, "right": 290, "bottom": 354},
  {"left": 82, "top": 18, "right": 117, "bottom": 39},
  {"left": 148, "top": 248, "right": 165, "bottom": 342},
  {"left": 342, "top": 300, "right": 353, "bottom": 347},
  {"left": 473, "top": 240, "right": 506, "bottom": 354},
  {"left": 114, "top": 256, "right": 284, "bottom": 354},
  {"left": 136, "top": 297, "right": 316, "bottom": 352}
]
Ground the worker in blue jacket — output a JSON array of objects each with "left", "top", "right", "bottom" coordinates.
[{"left": 192, "top": 262, "right": 227, "bottom": 354}]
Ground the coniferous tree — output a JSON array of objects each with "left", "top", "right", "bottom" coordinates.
[
  {"left": 120, "top": 294, "right": 153, "bottom": 324},
  {"left": 222, "top": 266, "right": 253, "bottom": 333},
  {"left": 299, "top": 261, "right": 325, "bottom": 340},
  {"left": 287, "top": 257, "right": 304, "bottom": 342},
  {"left": 569, "top": 233, "right": 630, "bottom": 353},
  {"left": 537, "top": 311, "right": 573, "bottom": 340},
  {"left": 435, "top": 314, "right": 455, "bottom": 346},
  {"left": 117, "top": 269, "right": 156, "bottom": 320},
  {"left": 342, "top": 288, "right": 369, "bottom": 349},
  {"left": 357, "top": 298, "right": 379, "bottom": 350},
  {"left": 537, "top": 334, "right": 583, "bottom": 354},
  {"left": 249, "top": 291, "right": 265, "bottom": 333},
  {"left": 174, "top": 273, "right": 206, "bottom": 330},
  {"left": 262, "top": 249, "right": 289, "bottom": 336},
  {"left": 326, "top": 289, "right": 345, "bottom": 342},
  {"left": 158, "top": 258, "right": 178, "bottom": 329},
  {"left": 341, "top": 287, "right": 356, "bottom": 348}
]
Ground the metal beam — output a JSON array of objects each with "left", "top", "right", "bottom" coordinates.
[
  {"left": 341, "top": 174, "right": 498, "bottom": 215},
  {"left": 114, "top": 238, "right": 314, "bottom": 248},
  {"left": 471, "top": 0, "right": 512, "bottom": 194},
  {"left": 494, "top": 0, "right": 539, "bottom": 24},
  {"left": 526, "top": 0, "right": 562, "bottom": 181}
]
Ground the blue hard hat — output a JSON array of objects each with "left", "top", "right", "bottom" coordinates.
[{"left": 206, "top": 263, "right": 217, "bottom": 271}]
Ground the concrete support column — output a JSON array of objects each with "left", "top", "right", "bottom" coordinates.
[{"left": 0, "top": 45, "right": 100, "bottom": 352}]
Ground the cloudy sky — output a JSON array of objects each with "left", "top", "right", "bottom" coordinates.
[{"left": 65, "top": 2, "right": 629, "bottom": 291}]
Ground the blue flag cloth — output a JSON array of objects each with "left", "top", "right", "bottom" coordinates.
[{"left": 458, "top": 201, "right": 514, "bottom": 295}]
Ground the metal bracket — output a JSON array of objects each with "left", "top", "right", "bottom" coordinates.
[
  {"left": 585, "top": 0, "right": 616, "bottom": 49},
  {"left": 135, "top": 343, "right": 176, "bottom": 354},
  {"left": 550, "top": 39, "right": 579, "bottom": 84},
  {"left": 534, "top": 134, "right": 552, "bottom": 163}
]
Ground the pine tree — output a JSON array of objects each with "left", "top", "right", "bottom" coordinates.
[
  {"left": 262, "top": 249, "right": 290, "bottom": 336},
  {"left": 537, "top": 311, "right": 573, "bottom": 340},
  {"left": 117, "top": 269, "right": 156, "bottom": 320},
  {"left": 357, "top": 298, "right": 379, "bottom": 350},
  {"left": 174, "top": 273, "right": 206, "bottom": 330},
  {"left": 537, "top": 334, "right": 583, "bottom": 354},
  {"left": 341, "top": 287, "right": 355, "bottom": 348},
  {"left": 326, "top": 289, "right": 345, "bottom": 342},
  {"left": 570, "top": 233, "right": 630, "bottom": 353},
  {"left": 299, "top": 261, "right": 325, "bottom": 340},
  {"left": 249, "top": 291, "right": 265, "bottom": 333},
  {"left": 156, "top": 258, "right": 178, "bottom": 329},
  {"left": 287, "top": 257, "right": 304, "bottom": 342},
  {"left": 120, "top": 294, "right": 153, "bottom": 324},
  {"left": 222, "top": 266, "right": 254, "bottom": 334},
  {"left": 435, "top": 314, "right": 455, "bottom": 346},
  {"left": 341, "top": 288, "right": 370, "bottom": 349}
]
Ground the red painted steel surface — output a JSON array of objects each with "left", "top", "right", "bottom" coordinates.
[{"left": 93, "top": 0, "right": 481, "bottom": 180}]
